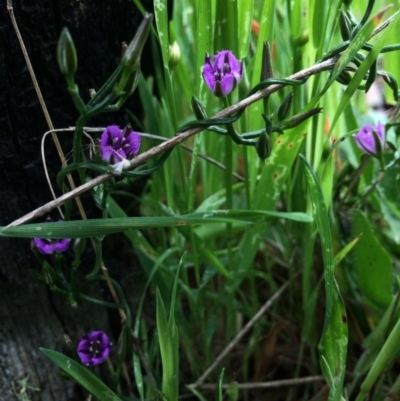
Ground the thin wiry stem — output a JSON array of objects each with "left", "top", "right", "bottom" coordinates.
[
  {"left": 191, "top": 375, "right": 325, "bottom": 390},
  {"left": 190, "top": 276, "right": 296, "bottom": 387},
  {"left": 6, "top": 3, "right": 398, "bottom": 228},
  {"left": 7, "top": 0, "right": 84, "bottom": 220},
  {"left": 6, "top": 57, "right": 339, "bottom": 228},
  {"left": 8, "top": 0, "right": 130, "bottom": 327}
]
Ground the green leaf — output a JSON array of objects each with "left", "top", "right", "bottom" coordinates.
[
  {"left": 196, "top": 0, "right": 214, "bottom": 101},
  {"left": 301, "top": 155, "right": 348, "bottom": 398},
  {"left": 154, "top": 0, "right": 170, "bottom": 69},
  {"left": 40, "top": 349, "right": 124, "bottom": 401},
  {"left": 350, "top": 209, "right": 393, "bottom": 309},
  {"left": 238, "top": 0, "right": 254, "bottom": 59},
  {"left": 1, "top": 210, "right": 312, "bottom": 239},
  {"left": 333, "top": 234, "right": 361, "bottom": 266}
]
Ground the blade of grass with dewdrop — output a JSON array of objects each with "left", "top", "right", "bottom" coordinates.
[{"left": 40, "top": 349, "right": 124, "bottom": 401}]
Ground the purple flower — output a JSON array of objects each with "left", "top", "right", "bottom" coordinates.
[
  {"left": 33, "top": 220, "right": 70, "bottom": 255},
  {"left": 202, "top": 50, "right": 243, "bottom": 97},
  {"left": 100, "top": 125, "right": 141, "bottom": 164},
  {"left": 77, "top": 331, "right": 111, "bottom": 366},
  {"left": 33, "top": 237, "right": 70, "bottom": 255},
  {"left": 354, "top": 122, "right": 385, "bottom": 157}
]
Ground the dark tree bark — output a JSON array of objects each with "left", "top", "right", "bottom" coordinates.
[{"left": 0, "top": 1, "right": 155, "bottom": 400}]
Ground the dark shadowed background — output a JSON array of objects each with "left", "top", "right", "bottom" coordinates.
[{"left": 0, "top": 1, "right": 158, "bottom": 399}]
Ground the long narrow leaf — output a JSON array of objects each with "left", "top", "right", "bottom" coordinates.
[
  {"left": 300, "top": 155, "right": 348, "bottom": 400},
  {"left": 40, "top": 349, "right": 124, "bottom": 401},
  {"left": 2, "top": 210, "right": 312, "bottom": 239}
]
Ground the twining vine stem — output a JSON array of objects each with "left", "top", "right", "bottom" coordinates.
[
  {"left": 4, "top": 2, "right": 396, "bottom": 230},
  {"left": 4, "top": 56, "right": 348, "bottom": 228},
  {"left": 7, "top": 8, "right": 397, "bottom": 228}
]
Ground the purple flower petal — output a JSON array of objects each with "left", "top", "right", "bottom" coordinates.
[
  {"left": 202, "top": 56, "right": 216, "bottom": 92},
  {"left": 219, "top": 74, "right": 236, "bottom": 97},
  {"left": 77, "top": 330, "right": 111, "bottom": 366},
  {"left": 100, "top": 125, "right": 141, "bottom": 164},
  {"left": 33, "top": 221, "right": 70, "bottom": 255},
  {"left": 353, "top": 123, "right": 385, "bottom": 157},
  {"left": 123, "top": 126, "right": 141, "bottom": 157},
  {"left": 100, "top": 125, "right": 122, "bottom": 148},
  {"left": 99, "top": 145, "right": 114, "bottom": 163},
  {"left": 376, "top": 122, "right": 385, "bottom": 143}
]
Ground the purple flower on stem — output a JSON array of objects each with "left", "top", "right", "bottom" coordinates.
[
  {"left": 202, "top": 50, "right": 243, "bottom": 97},
  {"left": 353, "top": 122, "right": 385, "bottom": 157},
  {"left": 100, "top": 125, "right": 141, "bottom": 164},
  {"left": 77, "top": 331, "right": 111, "bottom": 366},
  {"left": 33, "top": 220, "right": 70, "bottom": 255}
]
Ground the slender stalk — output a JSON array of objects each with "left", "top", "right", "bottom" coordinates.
[
  {"left": 355, "top": 316, "right": 400, "bottom": 401},
  {"left": 5, "top": 57, "right": 343, "bottom": 228}
]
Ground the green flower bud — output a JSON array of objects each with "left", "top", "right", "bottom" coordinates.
[
  {"left": 336, "top": 70, "right": 352, "bottom": 85},
  {"left": 118, "top": 14, "right": 153, "bottom": 92},
  {"left": 260, "top": 41, "right": 273, "bottom": 81},
  {"left": 57, "top": 28, "right": 77, "bottom": 82},
  {"left": 191, "top": 96, "right": 208, "bottom": 120},
  {"left": 121, "top": 14, "right": 153, "bottom": 69},
  {"left": 296, "top": 30, "right": 309, "bottom": 47},
  {"left": 255, "top": 129, "right": 272, "bottom": 162},
  {"left": 169, "top": 41, "right": 181, "bottom": 70},
  {"left": 339, "top": 11, "right": 352, "bottom": 41},
  {"left": 281, "top": 108, "right": 322, "bottom": 129},
  {"left": 277, "top": 92, "right": 293, "bottom": 121}
]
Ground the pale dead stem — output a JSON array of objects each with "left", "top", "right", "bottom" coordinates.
[
  {"left": 190, "top": 274, "right": 301, "bottom": 387},
  {"left": 6, "top": 56, "right": 339, "bottom": 228},
  {"left": 7, "top": 8, "right": 397, "bottom": 228},
  {"left": 7, "top": 0, "right": 127, "bottom": 325},
  {"left": 192, "top": 375, "right": 325, "bottom": 390}
]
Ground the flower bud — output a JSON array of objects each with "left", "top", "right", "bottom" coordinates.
[
  {"left": 353, "top": 123, "right": 385, "bottom": 157},
  {"left": 118, "top": 14, "right": 153, "bottom": 92},
  {"left": 255, "top": 130, "right": 272, "bottom": 162},
  {"left": 339, "top": 11, "right": 352, "bottom": 41},
  {"left": 57, "top": 28, "right": 77, "bottom": 82},
  {"left": 336, "top": 71, "right": 352, "bottom": 85},
  {"left": 281, "top": 108, "right": 322, "bottom": 129},
  {"left": 169, "top": 41, "right": 181, "bottom": 70},
  {"left": 191, "top": 96, "right": 208, "bottom": 120},
  {"left": 296, "top": 30, "right": 309, "bottom": 47},
  {"left": 121, "top": 15, "right": 152, "bottom": 70},
  {"left": 260, "top": 41, "right": 273, "bottom": 81},
  {"left": 277, "top": 92, "right": 293, "bottom": 121}
]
